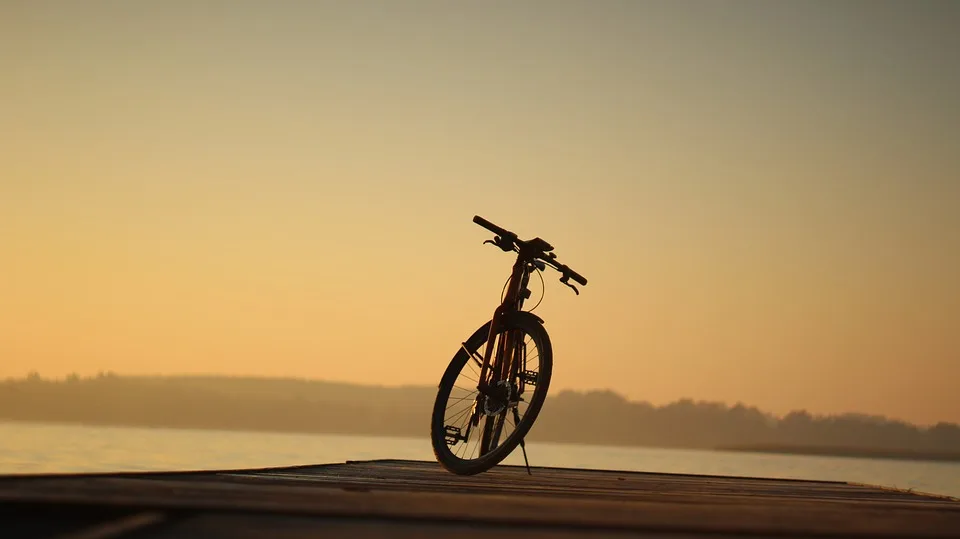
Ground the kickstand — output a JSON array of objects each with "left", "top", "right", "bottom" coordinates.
[
  {"left": 519, "top": 437, "right": 532, "bottom": 475},
  {"left": 513, "top": 408, "right": 532, "bottom": 475}
]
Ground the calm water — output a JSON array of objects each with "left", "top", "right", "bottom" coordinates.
[{"left": 2, "top": 421, "right": 959, "bottom": 498}]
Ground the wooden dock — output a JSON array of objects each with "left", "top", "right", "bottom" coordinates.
[{"left": 2, "top": 459, "right": 958, "bottom": 538}]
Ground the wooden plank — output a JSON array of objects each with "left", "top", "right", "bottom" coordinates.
[
  {"left": 227, "top": 459, "right": 954, "bottom": 505},
  {"left": 1, "top": 459, "right": 957, "bottom": 538},
  {"left": 136, "top": 513, "right": 721, "bottom": 539}
]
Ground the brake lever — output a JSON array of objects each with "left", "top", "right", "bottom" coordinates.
[
  {"left": 483, "top": 236, "right": 516, "bottom": 252},
  {"left": 559, "top": 275, "right": 580, "bottom": 295}
]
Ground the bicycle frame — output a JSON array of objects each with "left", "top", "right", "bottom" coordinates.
[{"left": 477, "top": 252, "right": 533, "bottom": 394}]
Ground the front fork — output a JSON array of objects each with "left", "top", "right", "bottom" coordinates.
[
  {"left": 470, "top": 263, "right": 532, "bottom": 435},
  {"left": 477, "top": 260, "right": 531, "bottom": 390},
  {"left": 469, "top": 305, "right": 515, "bottom": 429}
]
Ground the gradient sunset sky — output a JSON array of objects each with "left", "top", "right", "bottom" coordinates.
[{"left": 3, "top": 1, "right": 958, "bottom": 425}]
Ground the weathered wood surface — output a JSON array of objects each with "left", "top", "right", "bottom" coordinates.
[{"left": 1, "top": 459, "right": 958, "bottom": 538}]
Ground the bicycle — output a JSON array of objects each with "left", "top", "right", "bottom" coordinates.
[{"left": 430, "top": 215, "right": 587, "bottom": 475}]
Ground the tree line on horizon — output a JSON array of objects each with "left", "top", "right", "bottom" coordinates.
[{"left": 2, "top": 373, "right": 958, "bottom": 455}]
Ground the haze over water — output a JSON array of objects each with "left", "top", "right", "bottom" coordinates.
[
  {"left": 3, "top": 422, "right": 959, "bottom": 499},
  {"left": 3, "top": 0, "right": 959, "bottom": 432}
]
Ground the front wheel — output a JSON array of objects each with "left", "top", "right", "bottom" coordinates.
[{"left": 430, "top": 314, "right": 552, "bottom": 475}]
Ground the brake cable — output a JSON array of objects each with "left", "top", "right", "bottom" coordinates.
[
  {"left": 527, "top": 265, "right": 545, "bottom": 313},
  {"left": 498, "top": 259, "right": 546, "bottom": 313}
]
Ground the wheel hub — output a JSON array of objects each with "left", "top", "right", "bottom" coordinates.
[{"left": 482, "top": 380, "right": 513, "bottom": 416}]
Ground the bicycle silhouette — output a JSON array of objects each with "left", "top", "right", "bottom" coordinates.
[{"left": 430, "top": 216, "right": 587, "bottom": 475}]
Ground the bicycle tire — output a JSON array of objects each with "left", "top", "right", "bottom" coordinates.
[{"left": 430, "top": 313, "right": 552, "bottom": 475}]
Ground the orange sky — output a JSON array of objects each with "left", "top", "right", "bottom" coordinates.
[{"left": 2, "top": 1, "right": 958, "bottom": 425}]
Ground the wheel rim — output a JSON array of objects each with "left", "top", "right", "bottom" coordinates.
[{"left": 437, "top": 326, "right": 545, "bottom": 465}]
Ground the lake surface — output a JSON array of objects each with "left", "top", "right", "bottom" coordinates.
[{"left": 2, "top": 421, "right": 958, "bottom": 498}]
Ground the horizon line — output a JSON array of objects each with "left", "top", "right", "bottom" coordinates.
[{"left": 6, "top": 370, "right": 956, "bottom": 429}]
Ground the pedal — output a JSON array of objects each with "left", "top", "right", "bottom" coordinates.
[
  {"left": 521, "top": 370, "right": 539, "bottom": 387},
  {"left": 444, "top": 425, "right": 467, "bottom": 446},
  {"left": 461, "top": 343, "right": 483, "bottom": 367}
]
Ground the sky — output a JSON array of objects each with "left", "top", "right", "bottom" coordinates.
[{"left": 2, "top": 1, "right": 958, "bottom": 425}]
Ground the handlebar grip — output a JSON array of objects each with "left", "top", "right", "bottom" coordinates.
[
  {"left": 569, "top": 270, "right": 588, "bottom": 287},
  {"left": 473, "top": 215, "right": 512, "bottom": 238}
]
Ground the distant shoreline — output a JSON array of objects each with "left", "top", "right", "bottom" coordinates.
[
  {"left": 4, "top": 374, "right": 958, "bottom": 464},
  {"left": 5, "top": 417, "right": 960, "bottom": 464},
  {"left": 718, "top": 444, "right": 960, "bottom": 463}
]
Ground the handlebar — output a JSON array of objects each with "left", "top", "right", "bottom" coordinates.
[
  {"left": 472, "top": 215, "right": 512, "bottom": 240},
  {"left": 473, "top": 215, "right": 588, "bottom": 288}
]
